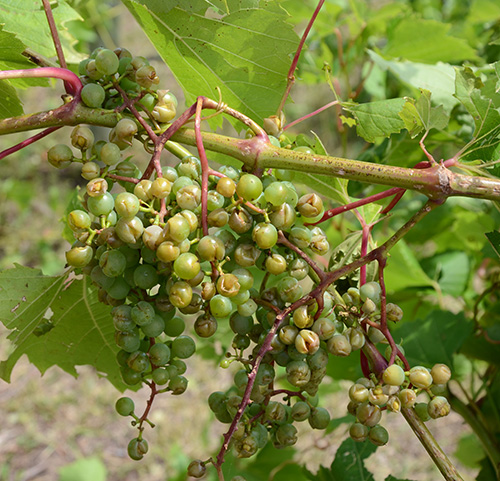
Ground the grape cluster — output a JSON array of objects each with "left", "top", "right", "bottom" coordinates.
[{"left": 46, "top": 46, "right": 453, "bottom": 470}]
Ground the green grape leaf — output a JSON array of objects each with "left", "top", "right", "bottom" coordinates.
[
  {"left": 421, "top": 251, "right": 470, "bottom": 297},
  {"left": 485, "top": 231, "right": 500, "bottom": 258},
  {"left": 0, "top": 0, "right": 84, "bottom": 63},
  {"left": 454, "top": 67, "right": 500, "bottom": 162},
  {"left": 0, "top": 80, "right": 23, "bottom": 119},
  {"left": 383, "top": 16, "right": 477, "bottom": 64},
  {"left": 460, "top": 335, "right": 500, "bottom": 368},
  {"left": 305, "top": 438, "right": 377, "bottom": 481},
  {"left": 121, "top": 0, "right": 299, "bottom": 130},
  {"left": 0, "top": 265, "right": 129, "bottom": 391},
  {"left": 395, "top": 311, "right": 474, "bottom": 368},
  {"left": 345, "top": 98, "right": 406, "bottom": 143},
  {"left": 59, "top": 457, "right": 107, "bottom": 481},
  {"left": 0, "top": 27, "right": 49, "bottom": 88},
  {"left": 384, "top": 240, "right": 434, "bottom": 293},
  {"left": 453, "top": 433, "right": 485, "bottom": 469},
  {"left": 399, "top": 89, "right": 449, "bottom": 138},
  {"left": 368, "top": 51, "right": 458, "bottom": 113}
]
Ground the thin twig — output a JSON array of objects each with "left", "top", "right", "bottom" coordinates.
[{"left": 41, "top": 0, "right": 67, "bottom": 69}]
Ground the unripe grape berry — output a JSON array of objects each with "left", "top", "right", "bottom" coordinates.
[
  {"left": 187, "top": 460, "right": 206, "bottom": 478},
  {"left": 148, "top": 342, "right": 171, "bottom": 366},
  {"left": 87, "top": 192, "right": 114, "bottom": 216},
  {"left": 327, "top": 334, "right": 352, "bottom": 357},
  {"left": 171, "top": 335, "right": 196, "bottom": 359},
  {"left": 216, "top": 273, "right": 240, "bottom": 297},
  {"left": 265, "top": 253, "right": 287, "bottom": 275},
  {"left": 65, "top": 245, "right": 93, "bottom": 268},
  {"left": 194, "top": 314, "right": 218, "bottom": 338},
  {"left": 173, "top": 253, "right": 201, "bottom": 280},
  {"left": 312, "top": 317, "right": 336, "bottom": 341},
  {"left": 308, "top": 407, "right": 330, "bottom": 429},
  {"left": 115, "top": 216, "right": 144, "bottom": 244},
  {"left": 68, "top": 210, "right": 91, "bottom": 231},
  {"left": 349, "top": 422, "right": 369, "bottom": 442},
  {"left": 368, "top": 386, "right": 389, "bottom": 406},
  {"left": 81, "top": 161, "right": 100, "bottom": 180},
  {"left": 369, "top": 425, "right": 389, "bottom": 446},
  {"left": 115, "top": 396, "right": 135, "bottom": 416},
  {"left": 157, "top": 241, "right": 180, "bottom": 263},
  {"left": 236, "top": 174, "right": 263, "bottom": 201},
  {"left": 100, "top": 142, "right": 121, "bottom": 166},
  {"left": 134, "top": 179, "right": 153, "bottom": 201},
  {"left": 216, "top": 176, "right": 236, "bottom": 197},
  {"left": 134, "top": 264, "right": 159, "bottom": 290},
  {"left": 360, "top": 282, "right": 381, "bottom": 304},
  {"left": 356, "top": 403, "right": 382, "bottom": 427},
  {"left": 71, "top": 125, "right": 94, "bottom": 151},
  {"left": 81, "top": 83, "right": 106, "bottom": 108},
  {"left": 409, "top": 366, "right": 433, "bottom": 389},
  {"left": 295, "top": 329, "right": 320, "bottom": 355},
  {"left": 398, "top": 388, "right": 417, "bottom": 408},
  {"left": 252, "top": 222, "right": 278, "bottom": 249},
  {"left": 415, "top": 402, "right": 431, "bottom": 422},
  {"left": 291, "top": 401, "right": 311, "bottom": 421},
  {"left": 95, "top": 48, "right": 119, "bottom": 75},
  {"left": 275, "top": 423, "right": 298, "bottom": 447},
  {"left": 349, "top": 383, "right": 369, "bottom": 403},
  {"left": 169, "top": 375, "right": 188, "bottom": 394},
  {"left": 427, "top": 396, "right": 451, "bottom": 419},
  {"left": 297, "top": 193, "right": 323, "bottom": 218},
  {"left": 127, "top": 437, "right": 148, "bottom": 460},
  {"left": 430, "top": 363, "right": 451, "bottom": 385},
  {"left": 47, "top": 144, "right": 73, "bottom": 168},
  {"left": 115, "top": 192, "right": 140, "bottom": 219},
  {"left": 169, "top": 281, "right": 193, "bottom": 308},
  {"left": 386, "top": 302, "right": 404, "bottom": 322},
  {"left": 383, "top": 364, "right": 406, "bottom": 386},
  {"left": 151, "top": 177, "right": 172, "bottom": 199}
]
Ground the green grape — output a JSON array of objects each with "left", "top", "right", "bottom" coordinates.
[
  {"left": 135, "top": 64, "right": 159, "bottom": 88},
  {"left": 115, "top": 216, "right": 144, "bottom": 244},
  {"left": 252, "top": 222, "right": 278, "bottom": 249},
  {"left": 229, "top": 208, "right": 253, "bottom": 234},
  {"left": 115, "top": 396, "right": 135, "bottom": 416},
  {"left": 297, "top": 193, "right": 324, "bottom": 218},
  {"left": 289, "top": 226, "right": 312, "bottom": 249},
  {"left": 350, "top": 422, "right": 370, "bottom": 442},
  {"left": 148, "top": 342, "right": 171, "bottom": 366},
  {"left": 141, "top": 315, "right": 165, "bottom": 337},
  {"left": 234, "top": 243, "right": 261, "bottom": 267},
  {"left": 163, "top": 317, "right": 186, "bottom": 337},
  {"left": 169, "top": 375, "right": 188, "bottom": 395},
  {"left": 359, "top": 282, "right": 381, "bottom": 304},
  {"left": 91, "top": 265, "right": 115, "bottom": 289},
  {"left": 84, "top": 59, "right": 103, "bottom": 80},
  {"left": 383, "top": 364, "right": 406, "bottom": 386},
  {"left": 121, "top": 366, "right": 142, "bottom": 386},
  {"left": 279, "top": 325, "right": 298, "bottom": 345},
  {"left": 169, "top": 281, "right": 193, "bottom": 308},
  {"left": 71, "top": 125, "right": 94, "bottom": 151},
  {"left": 427, "top": 396, "right": 451, "bottom": 419},
  {"left": 275, "top": 423, "right": 298, "bottom": 447},
  {"left": 133, "top": 264, "right": 159, "bottom": 290},
  {"left": 47, "top": 144, "right": 73, "bottom": 168},
  {"left": 127, "top": 350, "right": 150, "bottom": 372},
  {"left": 131, "top": 301, "right": 156, "bottom": 326},
  {"left": 134, "top": 179, "right": 153, "bottom": 202},
  {"left": 81, "top": 83, "right": 105, "bottom": 108},
  {"left": 127, "top": 437, "right": 148, "bottom": 460},
  {"left": 171, "top": 335, "right": 196, "bottom": 359},
  {"left": 229, "top": 312, "right": 253, "bottom": 335},
  {"left": 210, "top": 294, "right": 233, "bottom": 318},
  {"left": 152, "top": 367, "right": 170, "bottom": 385},
  {"left": 164, "top": 214, "right": 190, "bottom": 243},
  {"left": 112, "top": 305, "right": 134, "bottom": 331},
  {"left": 208, "top": 208, "right": 229, "bottom": 227},
  {"left": 106, "top": 276, "right": 131, "bottom": 300},
  {"left": 208, "top": 391, "right": 227, "bottom": 414},
  {"left": 110, "top": 118, "right": 138, "bottom": 149},
  {"left": 115, "top": 329, "right": 141, "bottom": 353},
  {"left": 194, "top": 314, "right": 217, "bottom": 337},
  {"left": 81, "top": 161, "right": 100, "bottom": 180},
  {"left": 217, "top": 273, "right": 240, "bottom": 298},
  {"left": 86, "top": 177, "right": 108, "bottom": 197},
  {"left": 237, "top": 298, "right": 257, "bottom": 317},
  {"left": 142, "top": 225, "right": 163, "bottom": 251},
  {"left": 265, "top": 253, "right": 287, "bottom": 275},
  {"left": 216, "top": 177, "right": 236, "bottom": 197},
  {"left": 431, "top": 363, "right": 451, "bottom": 385},
  {"left": 327, "top": 334, "right": 352, "bottom": 357},
  {"left": 99, "top": 249, "right": 127, "bottom": 277},
  {"left": 95, "top": 48, "right": 119, "bottom": 75},
  {"left": 286, "top": 360, "right": 311, "bottom": 387},
  {"left": 369, "top": 425, "right": 389, "bottom": 446},
  {"left": 171, "top": 359, "right": 187, "bottom": 375},
  {"left": 173, "top": 253, "right": 201, "bottom": 280},
  {"left": 269, "top": 203, "right": 296, "bottom": 230},
  {"left": 232, "top": 268, "right": 254, "bottom": 291},
  {"left": 65, "top": 245, "right": 93, "bottom": 268},
  {"left": 291, "top": 401, "right": 311, "bottom": 421},
  {"left": 68, "top": 210, "right": 91, "bottom": 231},
  {"left": 409, "top": 366, "right": 433, "bottom": 389},
  {"left": 276, "top": 276, "right": 303, "bottom": 303},
  {"left": 236, "top": 174, "right": 263, "bottom": 201},
  {"left": 312, "top": 317, "right": 336, "bottom": 340},
  {"left": 356, "top": 403, "right": 382, "bottom": 427},
  {"left": 197, "top": 235, "right": 225, "bottom": 261},
  {"left": 177, "top": 156, "right": 201, "bottom": 179},
  {"left": 288, "top": 258, "right": 309, "bottom": 280},
  {"left": 187, "top": 460, "right": 206, "bottom": 478},
  {"left": 114, "top": 192, "right": 140, "bottom": 219},
  {"left": 264, "top": 181, "right": 288, "bottom": 206},
  {"left": 308, "top": 407, "right": 330, "bottom": 430},
  {"left": 231, "top": 289, "right": 250, "bottom": 305},
  {"left": 87, "top": 192, "right": 114, "bottom": 216}
]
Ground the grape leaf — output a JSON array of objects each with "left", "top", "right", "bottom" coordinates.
[
  {"left": 399, "top": 89, "right": 449, "bottom": 138},
  {"left": 383, "top": 16, "right": 477, "bottom": 64},
  {"left": 368, "top": 51, "right": 458, "bottom": 113},
  {"left": 384, "top": 240, "right": 434, "bottom": 293},
  {"left": 0, "top": 265, "right": 128, "bottom": 391},
  {"left": 394, "top": 311, "right": 474, "bottom": 368},
  {"left": 486, "top": 231, "right": 500, "bottom": 258},
  {"left": 121, "top": 0, "right": 299, "bottom": 129},
  {"left": 420, "top": 251, "right": 470, "bottom": 297},
  {"left": 0, "top": 27, "right": 49, "bottom": 88},
  {"left": 0, "top": 0, "right": 84, "bottom": 63},
  {"left": 305, "top": 438, "right": 377, "bottom": 481},
  {"left": 0, "top": 80, "right": 23, "bottom": 119},
  {"left": 345, "top": 98, "right": 406, "bottom": 143}
]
